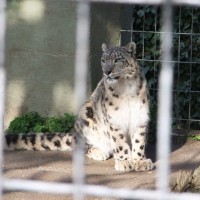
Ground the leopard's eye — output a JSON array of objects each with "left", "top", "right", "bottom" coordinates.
[
  {"left": 101, "top": 58, "right": 106, "bottom": 63},
  {"left": 114, "top": 58, "right": 121, "bottom": 63}
]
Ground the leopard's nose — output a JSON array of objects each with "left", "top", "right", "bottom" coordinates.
[{"left": 105, "top": 70, "right": 112, "bottom": 75}]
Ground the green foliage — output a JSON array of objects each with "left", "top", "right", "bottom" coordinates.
[
  {"left": 7, "top": 112, "right": 76, "bottom": 134},
  {"left": 129, "top": 5, "right": 200, "bottom": 132},
  {"left": 7, "top": 112, "right": 44, "bottom": 134},
  {"left": 189, "top": 134, "right": 200, "bottom": 141}
]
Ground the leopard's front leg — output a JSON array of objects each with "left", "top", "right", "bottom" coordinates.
[
  {"left": 108, "top": 128, "right": 135, "bottom": 172},
  {"left": 131, "top": 125, "right": 154, "bottom": 171}
]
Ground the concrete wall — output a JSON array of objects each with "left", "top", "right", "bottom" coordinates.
[
  {"left": 5, "top": 0, "right": 77, "bottom": 128},
  {"left": 90, "top": 3, "right": 133, "bottom": 89},
  {"left": 90, "top": 3, "right": 122, "bottom": 89},
  {"left": 5, "top": 0, "right": 130, "bottom": 128}
]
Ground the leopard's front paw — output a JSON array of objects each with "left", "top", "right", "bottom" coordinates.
[
  {"left": 133, "top": 159, "right": 154, "bottom": 171},
  {"left": 114, "top": 159, "right": 134, "bottom": 172},
  {"left": 87, "top": 147, "right": 110, "bottom": 161}
]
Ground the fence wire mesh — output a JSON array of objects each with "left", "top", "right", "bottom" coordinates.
[
  {"left": 120, "top": 4, "right": 200, "bottom": 132},
  {"left": 0, "top": 0, "right": 200, "bottom": 200}
]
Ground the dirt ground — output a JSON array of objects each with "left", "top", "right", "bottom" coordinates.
[{"left": 2, "top": 139, "right": 200, "bottom": 200}]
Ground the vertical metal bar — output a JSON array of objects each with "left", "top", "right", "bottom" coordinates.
[
  {"left": 154, "top": 7, "right": 158, "bottom": 95},
  {"left": 142, "top": 8, "right": 145, "bottom": 60},
  {"left": 156, "top": 0, "right": 173, "bottom": 194},
  {"left": 176, "top": 7, "right": 181, "bottom": 128},
  {"left": 131, "top": 11, "right": 134, "bottom": 42},
  {"left": 73, "top": 1, "right": 90, "bottom": 200},
  {"left": 0, "top": 0, "right": 6, "bottom": 198},
  {"left": 74, "top": 0, "right": 90, "bottom": 112},
  {"left": 188, "top": 8, "right": 194, "bottom": 130}
]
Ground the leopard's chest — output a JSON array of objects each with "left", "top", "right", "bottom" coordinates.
[{"left": 104, "top": 96, "right": 149, "bottom": 133}]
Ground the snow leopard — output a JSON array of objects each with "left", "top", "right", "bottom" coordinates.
[{"left": 5, "top": 42, "right": 154, "bottom": 172}]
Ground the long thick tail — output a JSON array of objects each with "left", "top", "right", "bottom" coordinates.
[{"left": 4, "top": 132, "right": 75, "bottom": 151}]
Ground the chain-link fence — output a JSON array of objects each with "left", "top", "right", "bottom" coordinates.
[{"left": 121, "top": 5, "right": 200, "bottom": 132}]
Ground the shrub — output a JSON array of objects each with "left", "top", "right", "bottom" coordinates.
[{"left": 6, "top": 112, "right": 75, "bottom": 134}]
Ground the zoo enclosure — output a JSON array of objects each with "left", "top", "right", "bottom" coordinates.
[
  {"left": 0, "top": 0, "right": 200, "bottom": 200},
  {"left": 120, "top": 5, "right": 200, "bottom": 131}
]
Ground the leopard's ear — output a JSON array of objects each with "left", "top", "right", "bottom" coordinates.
[
  {"left": 126, "top": 42, "right": 136, "bottom": 55},
  {"left": 102, "top": 43, "right": 108, "bottom": 52}
]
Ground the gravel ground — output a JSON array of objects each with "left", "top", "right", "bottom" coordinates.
[{"left": 3, "top": 139, "right": 200, "bottom": 200}]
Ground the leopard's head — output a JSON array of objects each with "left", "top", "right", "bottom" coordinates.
[{"left": 101, "top": 42, "right": 138, "bottom": 83}]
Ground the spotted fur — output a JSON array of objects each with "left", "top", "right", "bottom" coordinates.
[
  {"left": 75, "top": 42, "right": 154, "bottom": 171},
  {"left": 4, "top": 42, "right": 154, "bottom": 172},
  {"left": 4, "top": 133, "right": 74, "bottom": 151}
]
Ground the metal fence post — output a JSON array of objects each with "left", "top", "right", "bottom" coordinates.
[
  {"left": 0, "top": 0, "right": 6, "bottom": 198},
  {"left": 156, "top": 0, "right": 173, "bottom": 194},
  {"left": 73, "top": 1, "right": 90, "bottom": 200}
]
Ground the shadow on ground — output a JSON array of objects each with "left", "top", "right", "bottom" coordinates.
[{"left": 3, "top": 139, "right": 200, "bottom": 200}]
